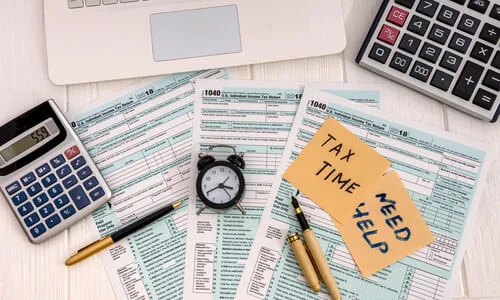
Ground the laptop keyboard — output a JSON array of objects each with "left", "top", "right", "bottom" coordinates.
[{"left": 68, "top": 0, "right": 148, "bottom": 8}]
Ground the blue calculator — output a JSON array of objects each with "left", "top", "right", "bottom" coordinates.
[{"left": 0, "top": 100, "right": 112, "bottom": 243}]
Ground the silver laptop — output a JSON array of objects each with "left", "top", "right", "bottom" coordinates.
[{"left": 43, "top": 0, "right": 347, "bottom": 85}]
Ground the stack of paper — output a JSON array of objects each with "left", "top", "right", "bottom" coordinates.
[{"left": 68, "top": 74, "right": 491, "bottom": 300}]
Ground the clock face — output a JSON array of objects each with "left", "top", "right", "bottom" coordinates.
[{"left": 197, "top": 161, "right": 245, "bottom": 209}]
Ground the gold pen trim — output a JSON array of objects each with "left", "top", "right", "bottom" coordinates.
[
  {"left": 294, "top": 207, "right": 302, "bottom": 214},
  {"left": 173, "top": 201, "right": 182, "bottom": 209},
  {"left": 65, "top": 236, "right": 114, "bottom": 266}
]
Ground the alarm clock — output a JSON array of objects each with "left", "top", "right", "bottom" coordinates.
[{"left": 196, "top": 144, "right": 246, "bottom": 215}]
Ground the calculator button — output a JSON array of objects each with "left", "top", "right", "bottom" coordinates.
[
  {"left": 27, "top": 182, "right": 43, "bottom": 197},
  {"left": 40, "top": 203, "right": 55, "bottom": 218},
  {"left": 437, "top": 6, "right": 459, "bottom": 26},
  {"left": 450, "top": 0, "right": 466, "bottom": 4},
  {"left": 395, "top": 0, "right": 415, "bottom": 8},
  {"left": 35, "top": 163, "right": 51, "bottom": 177},
  {"left": 369, "top": 43, "right": 391, "bottom": 63},
  {"left": 390, "top": 52, "right": 412, "bottom": 73},
  {"left": 18, "top": 202, "right": 34, "bottom": 217},
  {"left": 419, "top": 42, "right": 441, "bottom": 63},
  {"left": 491, "top": 4, "right": 500, "bottom": 21},
  {"left": 24, "top": 212, "right": 40, "bottom": 227},
  {"left": 60, "top": 205, "right": 76, "bottom": 219},
  {"left": 42, "top": 174, "right": 57, "bottom": 188},
  {"left": 378, "top": 24, "right": 400, "bottom": 45},
  {"left": 431, "top": 70, "right": 454, "bottom": 91},
  {"left": 48, "top": 184, "right": 63, "bottom": 198},
  {"left": 470, "top": 42, "right": 493, "bottom": 63},
  {"left": 63, "top": 175, "right": 78, "bottom": 189},
  {"left": 457, "top": 14, "right": 480, "bottom": 35},
  {"left": 50, "top": 154, "right": 66, "bottom": 168},
  {"left": 64, "top": 145, "right": 80, "bottom": 160},
  {"left": 77, "top": 166, "right": 93, "bottom": 180},
  {"left": 473, "top": 88, "right": 496, "bottom": 110},
  {"left": 387, "top": 6, "right": 409, "bottom": 27},
  {"left": 416, "top": 0, "right": 438, "bottom": 17},
  {"left": 440, "top": 51, "right": 463, "bottom": 73},
  {"left": 20, "top": 172, "right": 36, "bottom": 186},
  {"left": 398, "top": 34, "right": 421, "bottom": 54},
  {"left": 493, "top": 52, "right": 500, "bottom": 69},
  {"left": 33, "top": 193, "right": 49, "bottom": 207},
  {"left": 30, "top": 223, "right": 46, "bottom": 238},
  {"left": 90, "top": 187, "right": 105, "bottom": 201},
  {"left": 6, "top": 181, "right": 21, "bottom": 195},
  {"left": 410, "top": 61, "right": 433, "bottom": 82},
  {"left": 56, "top": 165, "right": 72, "bottom": 179},
  {"left": 483, "top": 70, "right": 500, "bottom": 91},
  {"left": 71, "top": 156, "right": 86, "bottom": 170},
  {"left": 83, "top": 177, "right": 99, "bottom": 191},
  {"left": 11, "top": 191, "right": 28, "bottom": 206},
  {"left": 428, "top": 24, "right": 451, "bottom": 45},
  {"left": 54, "top": 195, "right": 70, "bottom": 209},
  {"left": 467, "top": 0, "right": 489, "bottom": 14},
  {"left": 46, "top": 214, "right": 61, "bottom": 229},
  {"left": 408, "top": 15, "right": 430, "bottom": 36},
  {"left": 479, "top": 23, "right": 499, "bottom": 45},
  {"left": 452, "top": 61, "right": 484, "bottom": 100},
  {"left": 449, "top": 33, "right": 472, "bottom": 54},
  {"left": 69, "top": 186, "right": 91, "bottom": 210}
]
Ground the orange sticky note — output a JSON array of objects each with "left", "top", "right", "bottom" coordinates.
[
  {"left": 335, "top": 171, "right": 435, "bottom": 277},
  {"left": 283, "top": 116, "right": 390, "bottom": 223}
]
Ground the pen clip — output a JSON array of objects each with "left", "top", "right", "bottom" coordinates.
[{"left": 303, "top": 242, "right": 322, "bottom": 281}]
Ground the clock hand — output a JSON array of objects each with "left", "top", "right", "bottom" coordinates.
[
  {"left": 206, "top": 185, "right": 220, "bottom": 195},
  {"left": 222, "top": 177, "right": 230, "bottom": 184},
  {"left": 221, "top": 185, "right": 233, "bottom": 190},
  {"left": 222, "top": 187, "right": 231, "bottom": 198}
]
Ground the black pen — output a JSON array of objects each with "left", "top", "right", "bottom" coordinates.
[{"left": 65, "top": 201, "right": 182, "bottom": 266}]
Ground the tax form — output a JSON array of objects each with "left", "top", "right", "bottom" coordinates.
[
  {"left": 68, "top": 70, "right": 226, "bottom": 300},
  {"left": 183, "top": 80, "right": 380, "bottom": 300},
  {"left": 236, "top": 87, "right": 492, "bottom": 300}
]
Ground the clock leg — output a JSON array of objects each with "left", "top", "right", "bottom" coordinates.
[
  {"left": 236, "top": 203, "right": 246, "bottom": 215},
  {"left": 196, "top": 204, "right": 208, "bottom": 215}
]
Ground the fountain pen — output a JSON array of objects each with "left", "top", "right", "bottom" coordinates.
[{"left": 292, "top": 195, "right": 342, "bottom": 300}]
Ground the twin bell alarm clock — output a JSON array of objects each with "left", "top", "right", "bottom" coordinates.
[{"left": 195, "top": 144, "right": 246, "bottom": 215}]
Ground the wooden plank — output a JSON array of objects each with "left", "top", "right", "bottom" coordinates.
[
  {"left": 445, "top": 109, "right": 500, "bottom": 298},
  {"left": 0, "top": 1, "right": 68, "bottom": 300},
  {"left": 251, "top": 56, "right": 344, "bottom": 82}
]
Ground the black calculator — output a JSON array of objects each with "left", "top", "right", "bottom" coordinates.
[
  {"left": 357, "top": 0, "right": 500, "bottom": 122},
  {"left": 0, "top": 100, "right": 112, "bottom": 243}
]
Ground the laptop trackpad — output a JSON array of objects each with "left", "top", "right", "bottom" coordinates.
[{"left": 150, "top": 5, "right": 242, "bottom": 62}]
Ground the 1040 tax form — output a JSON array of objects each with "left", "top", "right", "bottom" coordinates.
[
  {"left": 183, "top": 80, "right": 380, "bottom": 300},
  {"left": 69, "top": 70, "right": 226, "bottom": 300},
  {"left": 236, "top": 87, "right": 492, "bottom": 300}
]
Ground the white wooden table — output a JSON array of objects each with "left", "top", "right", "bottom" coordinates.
[{"left": 0, "top": 1, "right": 498, "bottom": 299}]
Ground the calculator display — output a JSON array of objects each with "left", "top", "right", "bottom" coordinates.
[{"left": 0, "top": 124, "right": 56, "bottom": 162}]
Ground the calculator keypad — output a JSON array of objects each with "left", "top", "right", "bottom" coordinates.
[
  {"left": 357, "top": 0, "right": 500, "bottom": 121},
  {"left": 2, "top": 144, "right": 109, "bottom": 240}
]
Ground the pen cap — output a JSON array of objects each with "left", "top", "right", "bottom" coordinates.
[
  {"left": 287, "top": 233, "right": 321, "bottom": 293},
  {"left": 302, "top": 229, "right": 342, "bottom": 299}
]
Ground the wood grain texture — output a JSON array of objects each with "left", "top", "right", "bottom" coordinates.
[
  {"left": 0, "top": 0, "right": 497, "bottom": 299},
  {"left": 0, "top": 1, "right": 68, "bottom": 300}
]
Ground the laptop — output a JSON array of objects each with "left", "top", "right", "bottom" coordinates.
[{"left": 43, "top": 0, "right": 347, "bottom": 85}]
